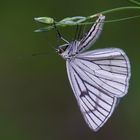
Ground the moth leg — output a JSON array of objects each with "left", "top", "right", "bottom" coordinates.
[{"left": 53, "top": 22, "right": 69, "bottom": 43}]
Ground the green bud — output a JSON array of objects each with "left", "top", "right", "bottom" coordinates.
[{"left": 34, "top": 17, "right": 54, "bottom": 24}]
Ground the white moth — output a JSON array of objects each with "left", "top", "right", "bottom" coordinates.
[{"left": 56, "top": 14, "right": 131, "bottom": 131}]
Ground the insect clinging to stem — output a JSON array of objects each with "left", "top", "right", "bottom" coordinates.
[{"left": 52, "top": 14, "right": 131, "bottom": 131}]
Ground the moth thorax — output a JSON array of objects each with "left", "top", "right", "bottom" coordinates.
[{"left": 56, "top": 44, "right": 70, "bottom": 59}]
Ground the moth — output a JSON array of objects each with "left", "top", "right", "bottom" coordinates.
[{"left": 55, "top": 14, "right": 131, "bottom": 131}]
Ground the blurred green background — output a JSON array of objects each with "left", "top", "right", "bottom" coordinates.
[{"left": 0, "top": 0, "right": 140, "bottom": 140}]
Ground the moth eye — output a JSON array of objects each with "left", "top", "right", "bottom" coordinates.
[{"left": 56, "top": 49, "right": 62, "bottom": 54}]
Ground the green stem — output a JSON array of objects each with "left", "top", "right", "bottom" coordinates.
[
  {"left": 129, "top": 0, "right": 140, "bottom": 5},
  {"left": 78, "top": 15, "right": 140, "bottom": 25},
  {"left": 89, "top": 6, "right": 140, "bottom": 19},
  {"left": 35, "top": 6, "right": 140, "bottom": 31}
]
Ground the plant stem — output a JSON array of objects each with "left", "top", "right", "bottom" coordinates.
[
  {"left": 129, "top": 0, "right": 140, "bottom": 5},
  {"left": 88, "top": 6, "right": 140, "bottom": 19},
  {"left": 35, "top": 6, "right": 140, "bottom": 31},
  {"left": 79, "top": 15, "right": 140, "bottom": 25}
]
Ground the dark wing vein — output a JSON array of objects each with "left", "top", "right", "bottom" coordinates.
[{"left": 67, "top": 61, "right": 117, "bottom": 131}]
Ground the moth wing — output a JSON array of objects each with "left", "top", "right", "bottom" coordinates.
[
  {"left": 66, "top": 48, "right": 130, "bottom": 131},
  {"left": 77, "top": 14, "right": 105, "bottom": 52}
]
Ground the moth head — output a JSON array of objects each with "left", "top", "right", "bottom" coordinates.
[{"left": 56, "top": 44, "right": 69, "bottom": 54}]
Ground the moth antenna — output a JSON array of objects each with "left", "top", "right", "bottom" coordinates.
[{"left": 32, "top": 52, "right": 49, "bottom": 56}]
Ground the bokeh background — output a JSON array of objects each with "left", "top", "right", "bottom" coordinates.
[{"left": 0, "top": 0, "right": 140, "bottom": 140}]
